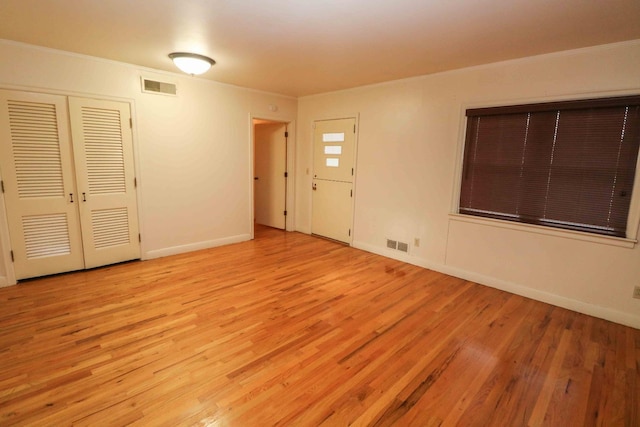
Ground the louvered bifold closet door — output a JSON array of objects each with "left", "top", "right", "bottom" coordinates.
[
  {"left": 68, "top": 97, "right": 140, "bottom": 269},
  {"left": 0, "top": 90, "right": 85, "bottom": 279}
]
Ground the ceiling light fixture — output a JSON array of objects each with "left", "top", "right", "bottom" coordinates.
[{"left": 169, "top": 52, "right": 215, "bottom": 76}]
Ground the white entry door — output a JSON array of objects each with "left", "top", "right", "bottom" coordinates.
[
  {"left": 254, "top": 122, "right": 287, "bottom": 229},
  {"left": 0, "top": 90, "right": 140, "bottom": 280},
  {"left": 311, "top": 118, "right": 356, "bottom": 244}
]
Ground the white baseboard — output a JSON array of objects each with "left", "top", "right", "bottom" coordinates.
[
  {"left": 0, "top": 275, "right": 9, "bottom": 288},
  {"left": 295, "top": 226, "right": 311, "bottom": 235},
  {"left": 352, "top": 240, "right": 640, "bottom": 330},
  {"left": 144, "top": 234, "right": 252, "bottom": 260}
]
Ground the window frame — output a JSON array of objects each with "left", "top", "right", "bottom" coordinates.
[{"left": 451, "top": 93, "right": 640, "bottom": 248}]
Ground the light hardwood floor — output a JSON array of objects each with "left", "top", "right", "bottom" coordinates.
[{"left": 0, "top": 226, "right": 638, "bottom": 426}]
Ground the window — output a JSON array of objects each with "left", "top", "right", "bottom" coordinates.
[{"left": 459, "top": 96, "right": 640, "bottom": 238}]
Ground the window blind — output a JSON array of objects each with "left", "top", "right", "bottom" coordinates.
[{"left": 460, "top": 96, "right": 640, "bottom": 237}]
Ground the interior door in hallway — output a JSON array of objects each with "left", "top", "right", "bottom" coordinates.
[
  {"left": 69, "top": 97, "right": 141, "bottom": 269},
  {"left": 311, "top": 118, "right": 356, "bottom": 244},
  {"left": 254, "top": 122, "right": 287, "bottom": 230},
  {"left": 0, "top": 90, "right": 85, "bottom": 279}
]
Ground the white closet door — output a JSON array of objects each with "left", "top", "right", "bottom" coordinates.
[
  {"left": 0, "top": 90, "right": 85, "bottom": 279},
  {"left": 68, "top": 97, "right": 140, "bottom": 269}
]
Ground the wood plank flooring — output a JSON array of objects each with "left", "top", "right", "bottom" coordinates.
[{"left": 0, "top": 226, "right": 638, "bottom": 426}]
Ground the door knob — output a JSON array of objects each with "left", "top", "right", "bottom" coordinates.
[{"left": 312, "top": 183, "right": 317, "bottom": 191}]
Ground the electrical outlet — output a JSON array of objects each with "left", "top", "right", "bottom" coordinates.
[
  {"left": 414, "top": 238, "right": 420, "bottom": 247},
  {"left": 634, "top": 286, "right": 640, "bottom": 299}
]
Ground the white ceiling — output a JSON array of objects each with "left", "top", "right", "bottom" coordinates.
[{"left": 1, "top": 0, "right": 639, "bottom": 97}]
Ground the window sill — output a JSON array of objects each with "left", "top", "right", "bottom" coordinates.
[{"left": 448, "top": 213, "right": 637, "bottom": 249}]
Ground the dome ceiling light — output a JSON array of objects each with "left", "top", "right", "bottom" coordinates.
[{"left": 168, "top": 52, "right": 216, "bottom": 76}]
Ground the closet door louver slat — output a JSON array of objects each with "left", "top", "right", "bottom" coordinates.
[
  {"left": 8, "top": 101, "right": 65, "bottom": 199},
  {"left": 22, "top": 214, "right": 71, "bottom": 258},
  {"left": 91, "top": 208, "right": 130, "bottom": 249},
  {"left": 81, "top": 107, "right": 127, "bottom": 195}
]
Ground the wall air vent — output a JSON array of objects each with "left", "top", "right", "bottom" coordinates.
[
  {"left": 387, "top": 238, "right": 409, "bottom": 253},
  {"left": 141, "top": 77, "right": 177, "bottom": 96}
]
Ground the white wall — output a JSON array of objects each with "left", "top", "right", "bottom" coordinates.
[
  {"left": 296, "top": 40, "right": 640, "bottom": 328},
  {"left": 0, "top": 40, "right": 297, "bottom": 284},
  {"left": 1, "top": 38, "right": 639, "bottom": 329}
]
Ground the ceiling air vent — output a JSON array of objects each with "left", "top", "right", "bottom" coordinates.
[{"left": 141, "top": 77, "right": 177, "bottom": 96}]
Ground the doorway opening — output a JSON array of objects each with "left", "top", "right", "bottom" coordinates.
[{"left": 253, "top": 119, "right": 289, "bottom": 239}]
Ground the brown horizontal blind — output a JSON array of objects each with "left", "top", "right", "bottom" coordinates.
[{"left": 460, "top": 96, "right": 640, "bottom": 237}]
